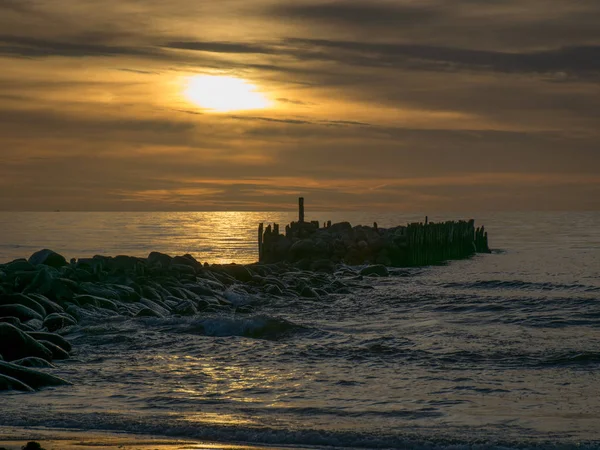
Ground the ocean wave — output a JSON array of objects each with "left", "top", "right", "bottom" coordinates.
[
  {"left": 442, "top": 279, "right": 600, "bottom": 292},
  {"left": 435, "top": 349, "right": 600, "bottom": 369},
  {"left": 2, "top": 413, "right": 599, "bottom": 450},
  {"left": 171, "top": 315, "right": 310, "bottom": 340}
]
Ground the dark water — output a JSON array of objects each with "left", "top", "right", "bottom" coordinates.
[{"left": 0, "top": 212, "right": 599, "bottom": 449}]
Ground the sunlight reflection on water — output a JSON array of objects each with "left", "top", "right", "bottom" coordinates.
[{"left": 1, "top": 211, "right": 599, "bottom": 267}]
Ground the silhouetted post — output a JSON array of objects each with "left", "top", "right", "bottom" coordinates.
[
  {"left": 258, "top": 223, "right": 264, "bottom": 261},
  {"left": 299, "top": 197, "right": 305, "bottom": 223}
]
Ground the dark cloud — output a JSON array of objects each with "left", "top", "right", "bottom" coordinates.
[
  {"left": 0, "top": 34, "right": 155, "bottom": 58},
  {"left": 229, "top": 115, "right": 313, "bottom": 125},
  {"left": 321, "top": 119, "right": 371, "bottom": 127},
  {"left": 0, "top": 0, "right": 35, "bottom": 14},
  {"left": 271, "top": 0, "right": 600, "bottom": 50},
  {"left": 165, "top": 41, "right": 274, "bottom": 54},
  {"left": 277, "top": 98, "right": 312, "bottom": 105},
  {"left": 117, "top": 68, "right": 160, "bottom": 74},
  {"left": 271, "top": 1, "right": 442, "bottom": 27},
  {"left": 286, "top": 39, "right": 600, "bottom": 78},
  {"left": 0, "top": 108, "right": 197, "bottom": 148}
]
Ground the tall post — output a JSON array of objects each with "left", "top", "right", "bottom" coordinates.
[
  {"left": 299, "top": 197, "right": 305, "bottom": 223},
  {"left": 258, "top": 223, "right": 264, "bottom": 261}
]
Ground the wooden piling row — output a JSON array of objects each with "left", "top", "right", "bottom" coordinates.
[
  {"left": 475, "top": 226, "right": 491, "bottom": 253},
  {"left": 403, "top": 219, "right": 477, "bottom": 266},
  {"left": 257, "top": 198, "right": 490, "bottom": 267}
]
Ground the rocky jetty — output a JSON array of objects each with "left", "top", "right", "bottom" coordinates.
[
  {"left": 0, "top": 248, "right": 392, "bottom": 392},
  {"left": 259, "top": 199, "right": 491, "bottom": 267}
]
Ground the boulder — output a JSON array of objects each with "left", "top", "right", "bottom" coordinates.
[
  {"left": 328, "top": 221, "right": 353, "bottom": 234},
  {"left": 4, "top": 259, "right": 36, "bottom": 273},
  {"left": 219, "top": 264, "right": 254, "bottom": 283},
  {"left": 24, "top": 318, "right": 43, "bottom": 331},
  {"left": 43, "top": 313, "right": 77, "bottom": 332},
  {"left": 170, "top": 264, "right": 196, "bottom": 276},
  {"left": 27, "top": 294, "right": 64, "bottom": 314},
  {"left": 23, "top": 442, "right": 47, "bottom": 450},
  {"left": 172, "top": 255, "right": 200, "bottom": 268},
  {"left": 0, "top": 323, "right": 53, "bottom": 362},
  {"left": 310, "top": 259, "right": 336, "bottom": 273},
  {"left": 265, "top": 284, "right": 283, "bottom": 296},
  {"left": 140, "top": 298, "right": 170, "bottom": 317},
  {"left": 172, "top": 299, "right": 197, "bottom": 316},
  {"left": 273, "top": 236, "right": 292, "bottom": 257},
  {"left": 109, "top": 284, "right": 141, "bottom": 302},
  {"left": 148, "top": 251, "right": 172, "bottom": 267},
  {"left": 0, "top": 360, "right": 71, "bottom": 389},
  {"left": 0, "top": 316, "right": 22, "bottom": 327},
  {"left": 0, "top": 304, "right": 43, "bottom": 322},
  {"left": 136, "top": 307, "right": 163, "bottom": 318},
  {"left": 300, "top": 286, "right": 320, "bottom": 299},
  {"left": 289, "top": 240, "right": 317, "bottom": 260},
  {"left": 359, "top": 265, "right": 389, "bottom": 277},
  {"left": 0, "top": 293, "right": 46, "bottom": 317},
  {"left": 74, "top": 295, "right": 118, "bottom": 311},
  {"left": 78, "top": 282, "right": 120, "bottom": 300},
  {"left": 0, "top": 373, "right": 34, "bottom": 392},
  {"left": 184, "top": 283, "right": 216, "bottom": 297},
  {"left": 28, "top": 249, "right": 68, "bottom": 268},
  {"left": 141, "top": 285, "right": 164, "bottom": 302},
  {"left": 23, "top": 266, "right": 56, "bottom": 296},
  {"left": 27, "top": 332, "right": 72, "bottom": 353},
  {"left": 44, "top": 278, "right": 76, "bottom": 303},
  {"left": 38, "top": 340, "right": 70, "bottom": 360},
  {"left": 12, "top": 357, "right": 56, "bottom": 369}
]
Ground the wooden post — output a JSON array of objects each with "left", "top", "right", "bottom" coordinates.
[
  {"left": 258, "top": 223, "right": 264, "bottom": 261},
  {"left": 299, "top": 197, "right": 305, "bottom": 223}
]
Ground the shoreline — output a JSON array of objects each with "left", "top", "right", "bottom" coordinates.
[{"left": 0, "top": 427, "right": 292, "bottom": 450}]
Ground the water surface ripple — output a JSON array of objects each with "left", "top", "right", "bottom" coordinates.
[{"left": 0, "top": 211, "right": 599, "bottom": 448}]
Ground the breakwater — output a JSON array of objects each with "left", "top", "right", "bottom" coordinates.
[
  {"left": 259, "top": 198, "right": 490, "bottom": 267},
  {"left": 0, "top": 247, "right": 392, "bottom": 392}
]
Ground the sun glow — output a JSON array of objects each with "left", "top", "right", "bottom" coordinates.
[{"left": 183, "top": 75, "right": 271, "bottom": 112}]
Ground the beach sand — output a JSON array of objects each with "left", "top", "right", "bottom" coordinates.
[{"left": 0, "top": 427, "right": 281, "bottom": 450}]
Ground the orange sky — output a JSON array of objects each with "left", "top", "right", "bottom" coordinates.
[{"left": 1, "top": 0, "right": 599, "bottom": 211}]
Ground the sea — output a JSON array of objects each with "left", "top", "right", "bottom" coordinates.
[{"left": 0, "top": 211, "right": 599, "bottom": 449}]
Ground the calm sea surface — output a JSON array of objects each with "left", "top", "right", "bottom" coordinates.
[{"left": 1, "top": 211, "right": 599, "bottom": 449}]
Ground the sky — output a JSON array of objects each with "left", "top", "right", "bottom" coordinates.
[{"left": 1, "top": 0, "right": 599, "bottom": 211}]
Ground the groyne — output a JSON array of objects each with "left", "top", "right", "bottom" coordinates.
[
  {"left": 259, "top": 198, "right": 490, "bottom": 268},
  {"left": 0, "top": 247, "right": 388, "bottom": 392}
]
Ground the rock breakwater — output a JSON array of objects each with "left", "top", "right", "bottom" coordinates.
[{"left": 0, "top": 248, "right": 394, "bottom": 392}]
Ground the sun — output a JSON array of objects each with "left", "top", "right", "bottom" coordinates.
[{"left": 183, "top": 75, "right": 271, "bottom": 112}]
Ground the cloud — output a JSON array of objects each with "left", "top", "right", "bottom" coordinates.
[
  {"left": 271, "top": 1, "right": 442, "bottom": 28},
  {"left": 117, "top": 68, "right": 160, "bottom": 75},
  {"left": 0, "top": 0, "right": 33, "bottom": 13},
  {"left": 0, "top": 0, "right": 599, "bottom": 211},
  {"left": 165, "top": 41, "right": 274, "bottom": 54},
  {"left": 285, "top": 38, "right": 600, "bottom": 78},
  {"left": 229, "top": 115, "right": 313, "bottom": 125},
  {"left": 277, "top": 97, "right": 312, "bottom": 105},
  {"left": 0, "top": 34, "right": 156, "bottom": 58}
]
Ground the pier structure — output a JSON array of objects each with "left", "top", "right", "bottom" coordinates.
[{"left": 258, "top": 198, "right": 490, "bottom": 267}]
